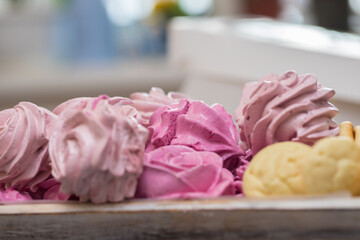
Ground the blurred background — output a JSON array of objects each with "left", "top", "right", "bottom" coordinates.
[{"left": 1, "top": 0, "right": 360, "bottom": 122}]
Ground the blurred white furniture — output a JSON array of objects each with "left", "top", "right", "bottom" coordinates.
[{"left": 169, "top": 17, "right": 360, "bottom": 124}]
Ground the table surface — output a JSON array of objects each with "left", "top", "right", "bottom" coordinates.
[{"left": 1, "top": 196, "right": 359, "bottom": 240}]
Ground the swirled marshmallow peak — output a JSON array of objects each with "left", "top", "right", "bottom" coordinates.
[
  {"left": 147, "top": 99, "right": 243, "bottom": 171},
  {"left": 53, "top": 97, "right": 93, "bottom": 115},
  {"left": 235, "top": 71, "right": 339, "bottom": 155},
  {"left": 53, "top": 95, "right": 134, "bottom": 116},
  {"left": 130, "top": 87, "right": 188, "bottom": 127},
  {"left": 49, "top": 95, "right": 149, "bottom": 203},
  {"left": 0, "top": 102, "right": 57, "bottom": 191}
]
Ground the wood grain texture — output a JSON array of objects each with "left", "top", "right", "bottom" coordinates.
[{"left": 0, "top": 196, "right": 360, "bottom": 240}]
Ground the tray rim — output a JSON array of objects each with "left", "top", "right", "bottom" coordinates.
[{"left": 0, "top": 195, "right": 358, "bottom": 215}]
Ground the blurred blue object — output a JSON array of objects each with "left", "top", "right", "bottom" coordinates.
[
  {"left": 115, "top": 22, "right": 166, "bottom": 57},
  {"left": 52, "top": 0, "right": 115, "bottom": 63},
  {"left": 52, "top": 0, "right": 203, "bottom": 62}
]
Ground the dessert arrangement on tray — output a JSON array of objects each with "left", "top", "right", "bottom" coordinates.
[{"left": 0, "top": 70, "right": 357, "bottom": 204}]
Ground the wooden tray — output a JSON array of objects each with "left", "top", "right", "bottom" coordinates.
[{"left": 1, "top": 196, "right": 359, "bottom": 240}]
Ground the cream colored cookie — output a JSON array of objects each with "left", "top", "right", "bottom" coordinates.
[
  {"left": 339, "top": 121, "right": 354, "bottom": 140},
  {"left": 243, "top": 142, "right": 311, "bottom": 197},
  {"left": 303, "top": 136, "right": 360, "bottom": 196},
  {"left": 355, "top": 126, "right": 360, "bottom": 146}
]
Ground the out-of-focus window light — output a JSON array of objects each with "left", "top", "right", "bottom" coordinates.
[
  {"left": 350, "top": 0, "right": 360, "bottom": 15},
  {"left": 102, "top": 0, "right": 155, "bottom": 26},
  {"left": 178, "top": 0, "right": 213, "bottom": 15}
]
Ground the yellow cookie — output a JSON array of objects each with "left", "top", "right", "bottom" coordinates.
[
  {"left": 243, "top": 142, "right": 311, "bottom": 197},
  {"left": 303, "top": 136, "right": 360, "bottom": 196},
  {"left": 355, "top": 126, "right": 360, "bottom": 146},
  {"left": 339, "top": 121, "right": 354, "bottom": 140}
]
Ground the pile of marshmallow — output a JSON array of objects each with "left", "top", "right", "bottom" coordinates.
[{"left": 0, "top": 71, "right": 341, "bottom": 203}]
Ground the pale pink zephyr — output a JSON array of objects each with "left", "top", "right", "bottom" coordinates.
[
  {"left": 0, "top": 102, "right": 58, "bottom": 192},
  {"left": 130, "top": 87, "right": 188, "bottom": 127},
  {"left": 49, "top": 96, "right": 148, "bottom": 203},
  {"left": 53, "top": 97, "right": 93, "bottom": 115},
  {"left": 53, "top": 95, "right": 134, "bottom": 116},
  {"left": 235, "top": 71, "right": 339, "bottom": 155}
]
